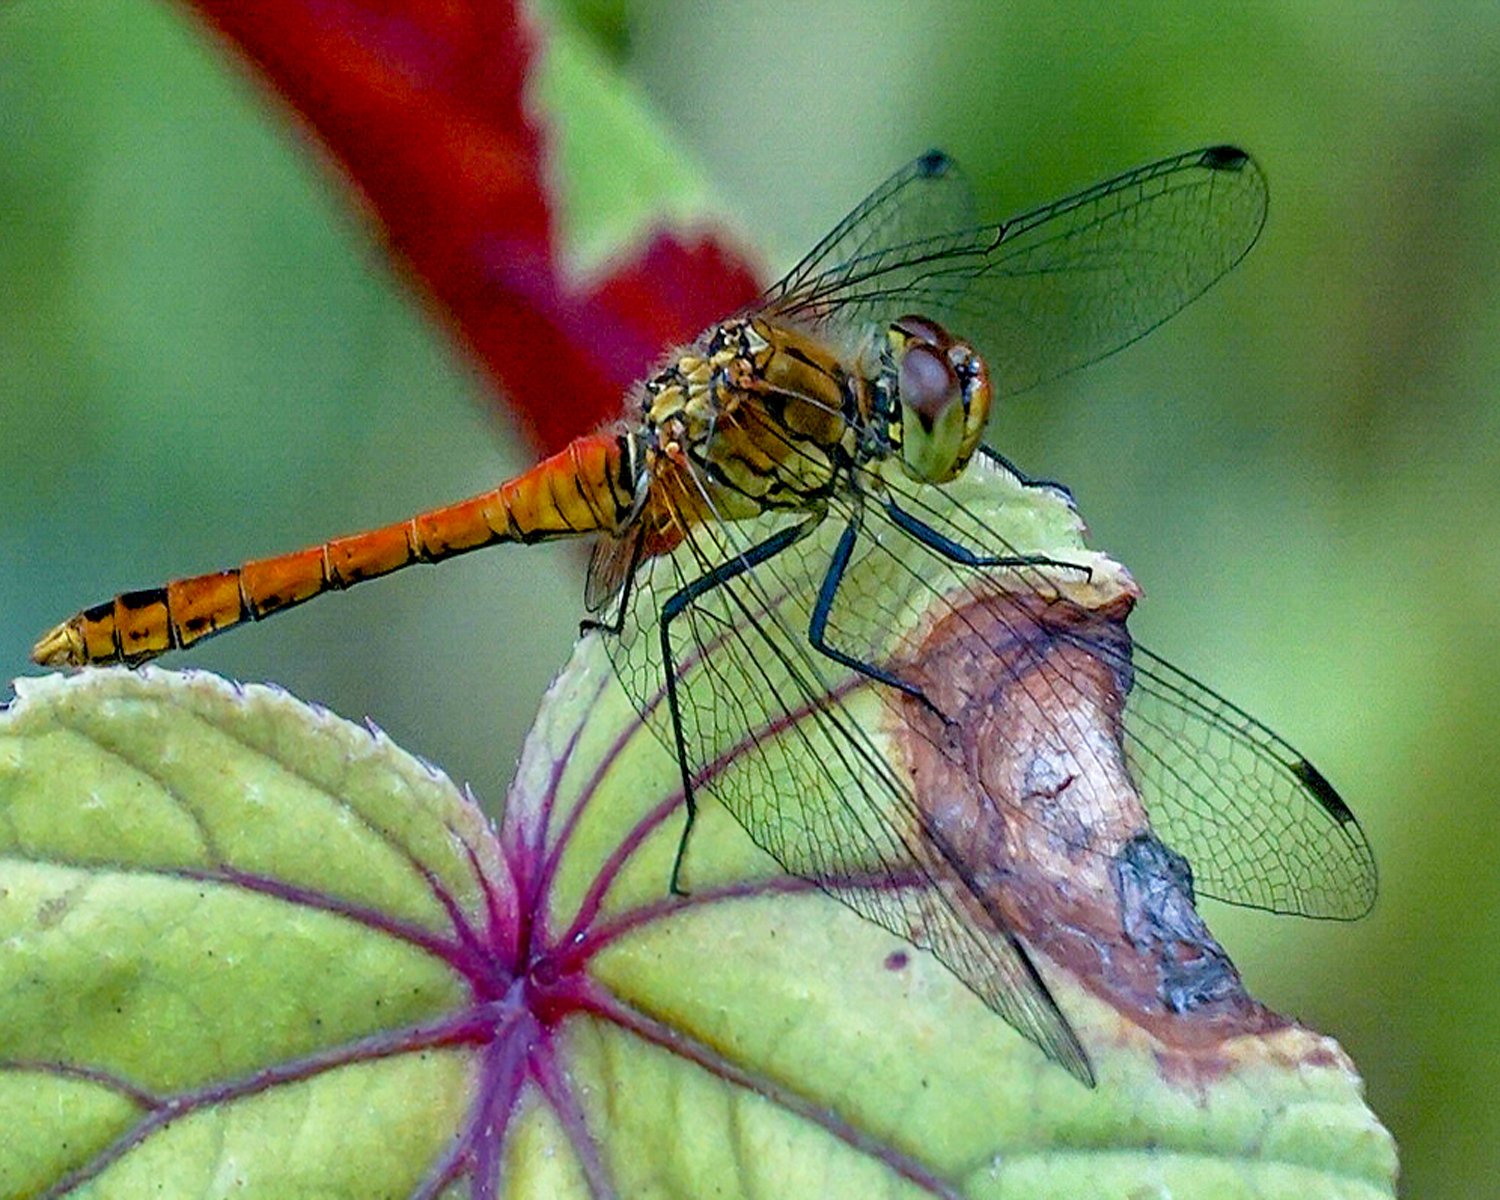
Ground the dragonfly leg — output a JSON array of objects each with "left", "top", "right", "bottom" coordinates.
[
  {"left": 658, "top": 516, "right": 823, "bottom": 895},
  {"left": 808, "top": 518, "right": 942, "bottom": 716},
  {"left": 976, "top": 445, "right": 1075, "bottom": 502},
  {"left": 883, "top": 498, "right": 1091, "bottom": 579}
]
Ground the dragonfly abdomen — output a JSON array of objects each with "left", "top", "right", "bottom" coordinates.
[{"left": 32, "top": 432, "right": 637, "bottom": 667}]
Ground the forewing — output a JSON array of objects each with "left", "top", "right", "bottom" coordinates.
[
  {"left": 766, "top": 145, "right": 1268, "bottom": 397},
  {"left": 600, "top": 496, "right": 1092, "bottom": 1082},
  {"left": 760, "top": 150, "right": 980, "bottom": 314}
]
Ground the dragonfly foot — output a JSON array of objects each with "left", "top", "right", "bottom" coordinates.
[
  {"left": 667, "top": 859, "right": 693, "bottom": 898},
  {"left": 667, "top": 813, "right": 696, "bottom": 898},
  {"left": 913, "top": 689, "right": 947, "bottom": 722}
]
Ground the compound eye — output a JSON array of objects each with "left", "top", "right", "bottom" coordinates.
[{"left": 899, "top": 343, "right": 960, "bottom": 430}]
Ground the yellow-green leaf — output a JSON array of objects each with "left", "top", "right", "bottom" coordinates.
[{"left": 0, "top": 466, "right": 1395, "bottom": 1199}]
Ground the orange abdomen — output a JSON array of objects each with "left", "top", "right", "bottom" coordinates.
[{"left": 33, "top": 432, "right": 635, "bottom": 667}]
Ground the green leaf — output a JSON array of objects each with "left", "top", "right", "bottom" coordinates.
[
  {"left": 0, "top": 670, "right": 486, "bottom": 1197},
  {"left": 1, "top": 475, "right": 1396, "bottom": 1199}
]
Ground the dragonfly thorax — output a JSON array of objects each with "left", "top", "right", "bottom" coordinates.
[
  {"left": 879, "top": 314, "right": 992, "bottom": 484},
  {"left": 634, "top": 317, "right": 860, "bottom": 523},
  {"left": 638, "top": 318, "right": 774, "bottom": 442}
]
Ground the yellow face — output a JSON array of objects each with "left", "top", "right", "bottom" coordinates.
[{"left": 886, "top": 315, "right": 993, "bottom": 483}]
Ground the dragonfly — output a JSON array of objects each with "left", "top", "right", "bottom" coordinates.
[{"left": 34, "top": 145, "right": 1378, "bottom": 1084}]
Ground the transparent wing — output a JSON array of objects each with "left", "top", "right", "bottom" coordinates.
[
  {"left": 585, "top": 529, "right": 643, "bottom": 615},
  {"left": 863, "top": 450, "right": 1376, "bottom": 920},
  {"left": 601, "top": 466, "right": 1093, "bottom": 1082},
  {"left": 761, "top": 149, "right": 980, "bottom": 312},
  {"left": 1111, "top": 645, "right": 1376, "bottom": 918},
  {"left": 761, "top": 145, "right": 1268, "bottom": 397}
]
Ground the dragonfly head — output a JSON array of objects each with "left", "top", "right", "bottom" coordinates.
[{"left": 886, "top": 315, "right": 992, "bottom": 483}]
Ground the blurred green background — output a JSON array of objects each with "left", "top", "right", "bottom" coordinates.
[{"left": 3, "top": 0, "right": 1497, "bottom": 1193}]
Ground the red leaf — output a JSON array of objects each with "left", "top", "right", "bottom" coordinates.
[{"left": 181, "top": 0, "right": 763, "bottom": 454}]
